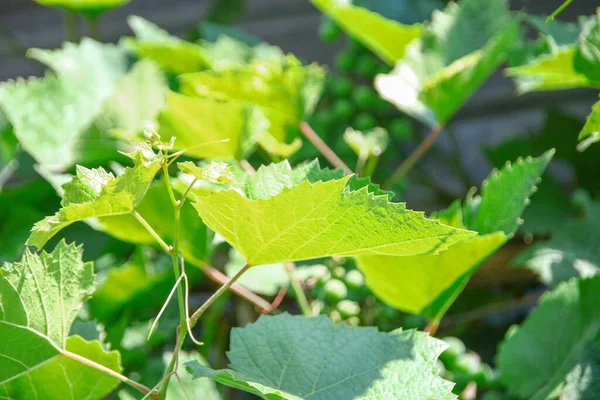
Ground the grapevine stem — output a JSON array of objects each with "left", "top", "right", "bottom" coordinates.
[
  {"left": 132, "top": 210, "right": 172, "bottom": 253},
  {"left": 200, "top": 264, "right": 272, "bottom": 311},
  {"left": 85, "top": 16, "right": 101, "bottom": 41},
  {"left": 61, "top": 349, "right": 155, "bottom": 397},
  {"left": 63, "top": 11, "right": 78, "bottom": 42},
  {"left": 162, "top": 163, "right": 179, "bottom": 209},
  {"left": 300, "top": 122, "right": 352, "bottom": 174},
  {"left": 190, "top": 263, "right": 252, "bottom": 327},
  {"left": 383, "top": 124, "right": 443, "bottom": 189},
  {"left": 285, "top": 263, "right": 312, "bottom": 317}
]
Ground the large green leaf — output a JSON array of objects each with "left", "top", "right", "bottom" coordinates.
[
  {"left": 497, "top": 276, "right": 600, "bottom": 400},
  {"left": 187, "top": 314, "right": 455, "bottom": 400},
  {"left": 157, "top": 91, "right": 262, "bottom": 160},
  {"left": 179, "top": 56, "right": 324, "bottom": 158},
  {"left": 515, "top": 200, "right": 600, "bottom": 287},
  {"left": 0, "top": 39, "right": 127, "bottom": 169},
  {"left": 563, "top": 339, "right": 600, "bottom": 400},
  {"left": 310, "top": 0, "right": 422, "bottom": 65},
  {"left": 0, "top": 241, "right": 122, "bottom": 399},
  {"left": 27, "top": 143, "right": 162, "bottom": 249},
  {"left": 34, "top": 0, "right": 130, "bottom": 15},
  {"left": 192, "top": 166, "right": 474, "bottom": 266},
  {"left": 127, "top": 16, "right": 211, "bottom": 74},
  {"left": 358, "top": 151, "right": 552, "bottom": 318},
  {"left": 578, "top": 98, "right": 600, "bottom": 150},
  {"left": 375, "top": 0, "right": 516, "bottom": 125},
  {"left": 465, "top": 149, "right": 555, "bottom": 236}
]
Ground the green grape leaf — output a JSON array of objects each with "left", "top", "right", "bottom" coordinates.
[
  {"left": 578, "top": 98, "right": 600, "bottom": 150},
  {"left": 464, "top": 149, "right": 555, "bottom": 236},
  {"left": 27, "top": 143, "right": 162, "bottom": 249},
  {"left": 310, "top": 0, "right": 422, "bottom": 65},
  {"left": 0, "top": 336, "right": 122, "bottom": 400},
  {"left": 225, "top": 248, "right": 288, "bottom": 296},
  {"left": 186, "top": 314, "right": 455, "bottom": 400},
  {"left": 0, "top": 240, "right": 94, "bottom": 346},
  {"left": 358, "top": 232, "right": 506, "bottom": 318},
  {"left": 34, "top": 0, "right": 130, "bottom": 15},
  {"left": 0, "top": 241, "right": 123, "bottom": 399},
  {"left": 201, "top": 35, "right": 285, "bottom": 71},
  {"left": 375, "top": 0, "right": 516, "bottom": 125},
  {"left": 563, "top": 339, "right": 600, "bottom": 400},
  {"left": 157, "top": 91, "right": 263, "bottom": 160},
  {"left": 99, "top": 60, "right": 167, "bottom": 135},
  {"left": 127, "top": 16, "right": 211, "bottom": 74},
  {"left": 525, "top": 14, "right": 583, "bottom": 46},
  {"left": 192, "top": 165, "right": 474, "bottom": 266},
  {"left": 515, "top": 201, "right": 600, "bottom": 287},
  {"left": 0, "top": 39, "right": 127, "bottom": 169},
  {"left": 343, "top": 127, "right": 389, "bottom": 160},
  {"left": 179, "top": 57, "right": 324, "bottom": 158},
  {"left": 177, "top": 161, "right": 236, "bottom": 184},
  {"left": 497, "top": 276, "right": 600, "bottom": 400}
]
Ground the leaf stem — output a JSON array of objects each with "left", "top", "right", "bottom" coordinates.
[
  {"left": 190, "top": 263, "right": 252, "bottom": 327},
  {"left": 132, "top": 210, "right": 172, "bottom": 253},
  {"left": 547, "top": 0, "right": 573, "bottom": 22},
  {"left": 63, "top": 11, "right": 78, "bottom": 42},
  {"left": 61, "top": 349, "right": 155, "bottom": 397},
  {"left": 199, "top": 264, "right": 272, "bottom": 311},
  {"left": 285, "top": 263, "right": 312, "bottom": 316},
  {"left": 180, "top": 178, "right": 198, "bottom": 204},
  {"left": 300, "top": 122, "right": 352, "bottom": 174},
  {"left": 383, "top": 124, "right": 443, "bottom": 189},
  {"left": 85, "top": 16, "right": 101, "bottom": 41},
  {"left": 162, "top": 163, "right": 179, "bottom": 209}
]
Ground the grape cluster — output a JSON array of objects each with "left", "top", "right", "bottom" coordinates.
[{"left": 438, "top": 336, "right": 503, "bottom": 399}]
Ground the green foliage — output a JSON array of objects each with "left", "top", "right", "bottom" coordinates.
[
  {"left": 35, "top": 0, "right": 131, "bottom": 15},
  {"left": 578, "top": 98, "right": 600, "bottom": 150},
  {"left": 497, "top": 276, "right": 600, "bottom": 400},
  {"left": 225, "top": 248, "right": 288, "bottom": 296},
  {"left": 374, "top": 0, "right": 517, "bottom": 125},
  {"left": 187, "top": 314, "right": 455, "bottom": 400},
  {"left": 192, "top": 162, "right": 474, "bottom": 265},
  {"left": 0, "top": 241, "right": 122, "bottom": 399},
  {"left": 310, "top": 0, "right": 422, "bottom": 65}
]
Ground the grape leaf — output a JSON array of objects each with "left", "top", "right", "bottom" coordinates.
[
  {"left": 310, "top": 0, "right": 422, "bottom": 65},
  {"left": 186, "top": 314, "right": 455, "bottom": 400},
  {"left": 34, "top": 0, "right": 130, "bottom": 15},
  {"left": 157, "top": 91, "right": 263, "bottom": 160},
  {"left": 0, "top": 241, "right": 122, "bottom": 399},
  {"left": 225, "top": 248, "right": 288, "bottom": 296},
  {"left": 178, "top": 161, "right": 236, "bottom": 184},
  {"left": 192, "top": 164, "right": 474, "bottom": 266},
  {"left": 563, "top": 339, "right": 600, "bottom": 400},
  {"left": 464, "top": 149, "right": 555, "bottom": 236},
  {"left": 358, "top": 232, "right": 506, "bottom": 317},
  {"left": 515, "top": 200, "right": 600, "bottom": 287},
  {"left": 27, "top": 143, "right": 162, "bottom": 249},
  {"left": 375, "top": 0, "right": 517, "bottom": 125},
  {"left": 358, "top": 151, "right": 552, "bottom": 318},
  {"left": 497, "top": 276, "right": 600, "bottom": 400},
  {"left": 0, "top": 336, "right": 122, "bottom": 400},
  {"left": 179, "top": 56, "right": 324, "bottom": 158},
  {"left": 343, "top": 127, "right": 388, "bottom": 160},
  {"left": 0, "top": 39, "right": 127, "bottom": 169},
  {"left": 578, "top": 98, "right": 600, "bottom": 150},
  {"left": 201, "top": 35, "right": 285, "bottom": 71},
  {"left": 127, "top": 16, "right": 211, "bottom": 74}
]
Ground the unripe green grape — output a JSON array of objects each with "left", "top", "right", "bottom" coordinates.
[
  {"left": 336, "top": 51, "right": 355, "bottom": 73},
  {"left": 352, "top": 86, "right": 379, "bottom": 109},
  {"left": 324, "top": 279, "right": 348, "bottom": 302},
  {"left": 319, "top": 19, "right": 342, "bottom": 42},
  {"left": 454, "top": 353, "right": 481, "bottom": 377},
  {"left": 481, "top": 391, "right": 506, "bottom": 400},
  {"left": 310, "top": 299, "right": 325, "bottom": 315},
  {"left": 329, "top": 310, "right": 343, "bottom": 323},
  {"left": 353, "top": 112, "right": 377, "bottom": 131},
  {"left": 310, "top": 110, "right": 335, "bottom": 133},
  {"left": 337, "top": 299, "right": 361, "bottom": 318},
  {"left": 345, "top": 316, "right": 361, "bottom": 326},
  {"left": 332, "top": 266, "right": 346, "bottom": 279},
  {"left": 474, "top": 364, "right": 495, "bottom": 388},
  {"left": 389, "top": 118, "right": 413, "bottom": 141},
  {"left": 327, "top": 76, "right": 353, "bottom": 98},
  {"left": 451, "top": 371, "right": 471, "bottom": 394},
  {"left": 440, "top": 337, "right": 466, "bottom": 366},
  {"left": 346, "top": 38, "right": 366, "bottom": 54},
  {"left": 332, "top": 99, "right": 356, "bottom": 120},
  {"left": 344, "top": 269, "right": 365, "bottom": 290},
  {"left": 355, "top": 53, "right": 379, "bottom": 77},
  {"left": 378, "top": 304, "right": 399, "bottom": 321}
]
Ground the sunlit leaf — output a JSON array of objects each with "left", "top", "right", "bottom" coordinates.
[
  {"left": 225, "top": 248, "right": 288, "bottom": 296},
  {"left": 34, "top": 0, "right": 130, "bottom": 15}
]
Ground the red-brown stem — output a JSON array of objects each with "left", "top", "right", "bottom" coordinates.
[
  {"left": 383, "top": 124, "right": 443, "bottom": 189},
  {"left": 300, "top": 122, "right": 352, "bottom": 174}
]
